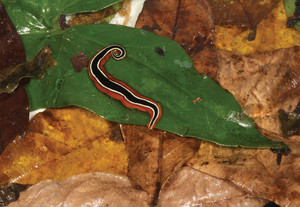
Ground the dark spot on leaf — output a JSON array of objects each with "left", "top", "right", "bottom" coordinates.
[
  {"left": 55, "top": 79, "right": 64, "bottom": 90},
  {"left": 154, "top": 47, "right": 164, "bottom": 57},
  {"left": 42, "top": 109, "right": 61, "bottom": 123},
  {"left": 287, "top": 15, "right": 299, "bottom": 27},
  {"left": 0, "top": 183, "right": 31, "bottom": 206},
  {"left": 248, "top": 26, "right": 257, "bottom": 41},
  {"left": 220, "top": 160, "right": 233, "bottom": 165},
  {"left": 189, "top": 34, "right": 212, "bottom": 53},
  {"left": 273, "top": 70, "right": 300, "bottom": 104},
  {"left": 200, "top": 161, "right": 209, "bottom": 166},
  {"left": 278, "top": 102, "right": 300, "bottom": 137},
  {"left": 152, "top": 181, "right": 161, "bottom": 206},
  {"left": 70, "top": 51, "right": 89, "bottom": 72},
  {"left": 59, "top": 14, "right": 69, "bottom": 30},
  {"left": 263, "top": 201, "right": 281, "bottom": 207},
  {"left": 142, "top": 23, "right": 162, "bottom": 32},
  {"left": 108, "top": 123, "right": 123, "bottom": 142},
  {"left": 270, "top": 147, "right": 291, "bottom": 166}
]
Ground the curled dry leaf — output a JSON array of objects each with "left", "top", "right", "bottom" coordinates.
[
  {"left": 158, "top": 166, "right": 269, "bottom": 207},
  {"left": 188, "top": 141, "right": 300, "bottom": 207},
  {"left": 216, "top": 46, "right": 300, "bottom": 142},
  {"left": 214, "top": 1, "right": 300, "bottom": 54},
  {"left": 0, "top": 2, "right": 28, "bottom": 154},
  {"left": 279, "top": 101, "right": 300, "bottom": 137},
  {"left": 68, "top": 1, "right": 123, "bottom": 27},
  {"left": 120, "top": 125, "right": 200, "bottom": 201},
  {"left": 0, "top": 107, "right": 127, "bottom": 185},
  {"left": 0, "top": 183, "right": 30, "bottom": 206},
  {"left": 0, "top": 46, "right": 57, "bottom": 94},
  {"left": 136, "top": 0, "right": 218, "bottom": 79},
  {"left": 211, "top": 0, "right": 281, "bottom": 36},
  {"left": 8, "top": 173, "right": 151, "bottom": 207}
]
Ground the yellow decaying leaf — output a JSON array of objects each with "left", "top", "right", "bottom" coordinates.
[
  {"left": 0, "top": 107, "right": 128, "bottom": 184},
  {"left": 214, "top": 1, "right": 300, "bottom": 54}
]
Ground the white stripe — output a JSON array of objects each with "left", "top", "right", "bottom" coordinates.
[{"left": 89, "top": 46, "right": 160, "bottom": 127}]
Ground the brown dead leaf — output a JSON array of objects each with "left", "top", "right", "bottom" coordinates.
[
  {"left": 188, "top": 141, "right": 300, "bottom": 207},
  {"left": 136, "top": 0, "right": 218, "bottom": 80},
  {"left": 214, "top": 1, "right": 300, "bottom": 54},
  {"left": 68, "top": 1, "right": 123, "bottom": 26},
  {"left": 0, "top": 46, "right": 57, "bottom": 94},
  {"left": 9, "top": 173, "right": 151, "bottom": 207},
  {"left": 120, "top": 125, "right": 200, "bottom": 202},
  {"left": 70, "top": 51, "right": 89, "bottom": 72},
  {"left": 0, "top": 2, "right": 28, "bottom": 154},
  {"left": 216, "top": 46, "right": 300, "bottom": 142},
  {"left": 211, "top": 0, "right": 281, "bottom": 29},
  {"left": 279, "top": 102, "right": 300, "bottom": 137},
  {"left": 158, "top": 166, "right": 269, "bottom": 207},
  {"left": 0, "top": 107, "right": 128, "bottom": 184},
  {"left": 67, "top": 0, "right": 134, "bottom": 28},
  {"left": 0, "top": 2, "right": 26, "bottom": 70}
]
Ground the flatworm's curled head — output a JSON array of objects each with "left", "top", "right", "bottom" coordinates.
[{"left": 111, "top": 46, "right": 126, "bottom": 61}]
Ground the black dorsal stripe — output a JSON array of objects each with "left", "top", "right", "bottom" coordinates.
[{"left": 89, "top": 45, "right": 160, "bottom": 127}]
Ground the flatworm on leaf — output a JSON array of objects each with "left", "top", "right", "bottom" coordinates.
[{"left": 1, "top": 0, "right": 288, "bottom": 149}]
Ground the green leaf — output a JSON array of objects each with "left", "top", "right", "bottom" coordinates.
[
  {"left": 284, "top": 0, "right": 300, "bottom": 31},
  {"left": 2, "top": 0, "right": 288, "bottom": 149},
  {"left": 2, "top": 0, "right": 122, "bottom": 35}
]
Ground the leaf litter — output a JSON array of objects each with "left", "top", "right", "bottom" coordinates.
[
  {"left": 0, "top": 1, "right": 28, "bottom": 155},
  {"left": 1, "top": 0, "right": 300, "bottom": 206},
  {"left": 136, "top": 0, "right": 300, "bottom": 206}
]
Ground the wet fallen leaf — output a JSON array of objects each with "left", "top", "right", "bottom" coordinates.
[
  {"left": 136, "top": 0, "right": 217, "bottom": 79},
  {"left": 214, "top": 1, "right": 300, "bottom": 54},
  {"left": 0, "top": 88, "right": 29, "bottom": 155},
  {"left": 120, "top": 125, "right": 200, "bottom": 202},
  {"left": 0, "top": 2, "right": 26, "bottom": 70},
  {"left": 216, "top": 46, "right": 300, "bottom": 142},
  {"left": 279, "top": 102, "right": 300, "bottom": 137},
  {"left": 0, "top": 2, "right": 28, "bottom": 155},
  {"left": 158, "top": 166, "right": 269, "bottom": 207},
  {"left": 8, "top": 173, "right": 151, "bottom": 207},
  {"left": 0, "top": 107, "right": 128, "bottom": 185},
  {"left": 188, "top": 141, "right": 300, "bottom": 207},
  {"left": 0, "top": 46, "right": 57, "bottom": 94},
  {"left": 68, "top": 1, "right": 123, "bottom": 27}
]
